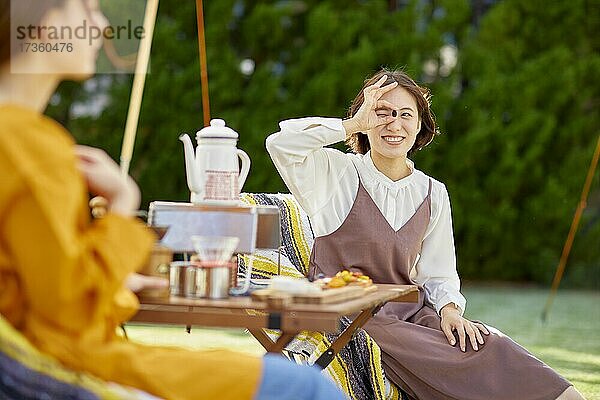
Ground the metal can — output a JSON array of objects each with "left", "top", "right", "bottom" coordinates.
[
  {"left": 191, "top": 261, "right": 232, "bottom": 299},
  {"left": 169, "top": 261, "right": 195, "bottom": 297}
]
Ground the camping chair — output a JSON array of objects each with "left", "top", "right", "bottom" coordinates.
[
  {"left": 0, "top": 314, "right": 158, "bottom": 400},
  {"left": 240, "top": 193, "right": 407, "bottom": 400}
]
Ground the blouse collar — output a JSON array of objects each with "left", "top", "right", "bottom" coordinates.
[{"left": 359, "top": 151, "right": 415, "bottom": 189}]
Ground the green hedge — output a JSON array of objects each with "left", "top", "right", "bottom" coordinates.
[{"left": 47, "top": 0, "right": 599, "bottom": 288}]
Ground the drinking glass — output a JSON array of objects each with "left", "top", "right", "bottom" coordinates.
[{"left": 191, "top": 235, "right": 239, "bottom": 263}]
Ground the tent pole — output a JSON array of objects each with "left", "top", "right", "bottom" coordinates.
[
  {"left": 196, "top": 0, "right": 210, "bottom": 127},
  {"left": 120, "top": 0, "right": 160, "bottom": 176},
  {"left": 541, "top": 134, "right": 600, "bottom": 321}
]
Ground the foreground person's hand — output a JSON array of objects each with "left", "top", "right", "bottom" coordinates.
[
  {"left": 440, "top": 303, "right": 490, "bottom": 352},
  {"left": 75, "top": 145, "right": 140, "bottom": 216},
  {"left": 343, "top": 74, "right": 399, "bottom": 134},
  {"left": 126, "top": 273, "right": 169, "bottom": 293}
]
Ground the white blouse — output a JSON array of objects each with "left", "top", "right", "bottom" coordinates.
[{"left": 266, "top": 117, "right": 467, "bottom": 315}]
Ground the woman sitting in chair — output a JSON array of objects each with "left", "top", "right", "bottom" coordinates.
[
  {"left": 266, "top": 69, "right": 584, "bottom": 400},
  {"left": 0, "top": 1, "right": 345, "bottom": 399}
]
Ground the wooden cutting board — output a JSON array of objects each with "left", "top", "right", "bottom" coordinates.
[
  {"left": 252, "top": 285, "right": 377, "bottom": 305},
  {"left": 293, "top": 284, "right": 376, "bottom": 304}
]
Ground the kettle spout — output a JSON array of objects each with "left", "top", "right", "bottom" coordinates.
[{"left": 179, "top": 133, "right": 201, "bottom": 194}]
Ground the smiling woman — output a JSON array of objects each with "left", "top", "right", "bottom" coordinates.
[{"left": 265, "top": 68, "right": 585, "bottom": 400}]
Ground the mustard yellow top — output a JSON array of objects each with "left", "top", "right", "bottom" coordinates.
[{"left": 0, "top": 105, "right": 261, "bottom": 399}]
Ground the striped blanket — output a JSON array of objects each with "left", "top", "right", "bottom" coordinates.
[
  {"left": 240, "top": 193, "right": 402, "bottom": 400},
  {"left": 0, "top": 315, "right": 158, "bottom": 400}
]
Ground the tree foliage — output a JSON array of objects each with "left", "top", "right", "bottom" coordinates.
[
  {"left": 441, "top": 0, "right": 600, "bottom": 287},
  {"left": 45, "top": 0, "right": 599, "bottom": 288}
]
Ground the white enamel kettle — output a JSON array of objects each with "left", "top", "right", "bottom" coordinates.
[{"left": 179, "top": 119, "right": 251, "bottom": 205}]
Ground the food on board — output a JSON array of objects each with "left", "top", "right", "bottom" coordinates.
[{"left": 319, "top": 270, "right": 373, "bottom": 289}]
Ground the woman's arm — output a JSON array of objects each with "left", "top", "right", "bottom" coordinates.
[
  {"left": 2, "top": 142, "right": 154, "bottom": 333},
  {"left": 414, "top": 182, "right": 466, "bottom": 315},
  {"left": 5, "top": 190, "right": 154, "bottom": 332},
  {"left": 416, "top": 184, "right": 489, "bottom": 351},
  {"left": 266, "top": 76, "right": 400, "bottom": 217},
  {"left": 265, "top": 117, "right": 352, "bottom": 216}
]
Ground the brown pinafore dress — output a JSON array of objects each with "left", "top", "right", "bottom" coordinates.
[{"left": 308, "top": 175, "right": 570, "bottom": 400}]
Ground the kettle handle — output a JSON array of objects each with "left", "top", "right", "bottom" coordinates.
[{"left": 237, "top": 149, "right": 251, "bottom": 191}]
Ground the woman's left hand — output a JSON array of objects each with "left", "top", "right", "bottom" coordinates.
[{"left": 440, "top": 303, "right": 490, "bottom": 352}]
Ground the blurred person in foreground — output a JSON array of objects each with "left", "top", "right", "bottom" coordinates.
[
  {"left": 0, "top": 1, "right": 346, "bottom": 399},
  {"left": 266, "top": 70, "right": 585, "bottom": 400}
]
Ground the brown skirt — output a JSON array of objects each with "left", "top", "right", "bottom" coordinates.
[{"left": 363, "top": 303, "right": 571, "bottom": 400}]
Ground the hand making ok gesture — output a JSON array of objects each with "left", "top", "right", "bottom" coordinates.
[{"left": 343, "top": 74, "right": 400, "bottom": 135}]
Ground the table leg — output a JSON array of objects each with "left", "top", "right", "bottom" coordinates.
[
  {"left": 249, "top": 329, "right": 297, "bottom": 353},
  {"left": 314, "top": 304, "right": 383, "bottom": 369}
]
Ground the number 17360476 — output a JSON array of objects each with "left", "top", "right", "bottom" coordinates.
[{"left": 20, "top": 42, "right": 73, "bottom": 53}]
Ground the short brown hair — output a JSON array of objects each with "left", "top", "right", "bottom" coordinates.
[
  {"left": 345, "top": 68, "right": 439, "bottom": 155},
  {"left": 0, "top": 0, "right": 67, "bottom": 66}
]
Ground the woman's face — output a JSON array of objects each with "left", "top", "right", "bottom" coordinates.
[
  {"left": 365, "top": 86, "right": 421, "bottom": 160},
  {"left": 42, "top": 0, "right": 108, "bottom": 79}
]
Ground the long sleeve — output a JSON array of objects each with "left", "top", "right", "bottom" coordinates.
[
  {"left": 0, "top": 106, "right": 154, "bottom": 339},
  {"left": 7, "top": 197, "right": 153, "bottom": 334},
  {"left": 266, "top": 117, "right": 353, "bottom": 216},
  {"left": 414, "top": 184, "right": 467, "bottom": 315}
]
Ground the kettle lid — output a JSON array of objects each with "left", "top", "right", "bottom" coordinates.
[{"left": 196, "top": 119, "right": 238, "bottom": 139}]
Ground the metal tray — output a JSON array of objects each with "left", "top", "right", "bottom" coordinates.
[{"left": 148, "top": 201, "right": 280, "bottom": 253}]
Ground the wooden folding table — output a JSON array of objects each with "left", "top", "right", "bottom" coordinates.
[{"left": 130, "top": 284, "right": 418, "bottom": 369}]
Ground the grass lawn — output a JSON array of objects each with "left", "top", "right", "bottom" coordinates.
[{"left": 125, "top": 285, "right": 600, "bottom": 399}]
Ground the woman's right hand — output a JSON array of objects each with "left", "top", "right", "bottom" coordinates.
[
  {"left": 125, "top": 273, "right": 169, "bottom": 293},
  {"left": 75, "top": 145, "right": 141, "bottom": 216},
  {"left": 342, "top": 75, "right": 399, "bottom": 134},
  {"left": 440, "top": 303, "right": 489, "bottom": 352}
]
